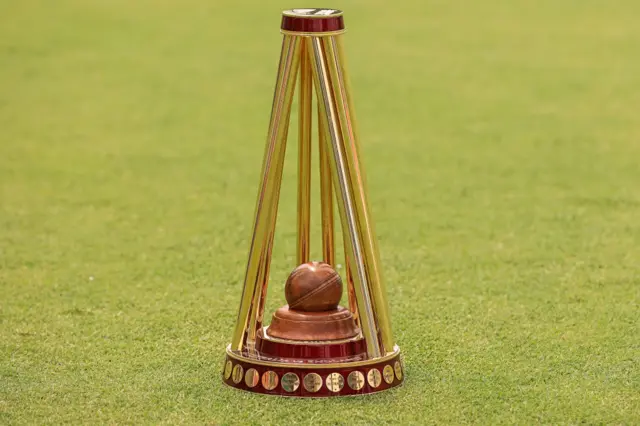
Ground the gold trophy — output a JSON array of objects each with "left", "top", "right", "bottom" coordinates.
[{"left": 222, "top": 8, "right": 403, "bottom": 397}]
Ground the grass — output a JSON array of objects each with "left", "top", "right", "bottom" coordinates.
[{"left": 1, "top": 0, "right": 639, "bottom": 424}]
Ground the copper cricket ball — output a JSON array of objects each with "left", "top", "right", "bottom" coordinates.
[{"left": 285, "top": 262, "right": 343, "bottom": 312}]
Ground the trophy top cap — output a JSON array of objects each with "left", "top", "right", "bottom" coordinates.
[
  {"left": 282, "top": 8, "right": 343, "bottom": 18},
  {"left": 281, "top": 9, "right": 345, "bottom": 34}
]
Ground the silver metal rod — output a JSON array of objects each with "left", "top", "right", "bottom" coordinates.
[
  {"left": 325, "top": 35, "right": 395, "bottom": 353},
  {"left": 308, "top": 36, "right": 382, "bottom": 358}
]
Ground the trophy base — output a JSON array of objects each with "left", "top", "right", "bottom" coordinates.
[{"left": 222, "top": 344, "right": 403, "bottom": 397}]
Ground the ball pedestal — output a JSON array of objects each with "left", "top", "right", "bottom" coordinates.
[
  {"left": 223, "top": 9, "right": 404, "bottom": 397},
  {"left": 268, "top": 262, "right": 359, "bottom": 342}
]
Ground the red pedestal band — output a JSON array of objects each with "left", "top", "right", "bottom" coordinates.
[{"left": 255, "top": 328, "right": 367, "bottom": 360}]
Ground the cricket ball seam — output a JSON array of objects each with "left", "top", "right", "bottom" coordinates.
[{"left": 288, "top": 275, "right": 342, "bottom": 311}]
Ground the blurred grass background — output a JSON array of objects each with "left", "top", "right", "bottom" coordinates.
[{"left": 1, "top": 0, "right": 639, "bottom": 424}]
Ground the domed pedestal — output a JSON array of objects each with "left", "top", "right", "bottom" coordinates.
[{"left": 268, "top": 306, "right": 359, "bottom": 341}]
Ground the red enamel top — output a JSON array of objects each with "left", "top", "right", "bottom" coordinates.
[{"left": 281, "top": 8, "right": 345, "bottom": 33}]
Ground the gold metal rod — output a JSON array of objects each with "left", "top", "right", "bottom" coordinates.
[
  {"left": 318, "top": 102, "right": 335, "bottom": 267},
  {"left": 231, "top": 35, "right": 302, "bottom": 351},
  {"left": 248, "top": 40, "right": 302, "bottom": 348},
  {"left": 308, "top": 36, "right": 382, "bottom": 358},
  {"left": 344, "top": 254, "right": 359, "bottom": 327},
  {"left": 250, "top": 99, "right": 295, "bottom": 347},
  {"left": 324, "top": 35, "right": 395, "bottom": 353},
  {"left": 297, "top": 40, "right": 313, "bottom": 265}
]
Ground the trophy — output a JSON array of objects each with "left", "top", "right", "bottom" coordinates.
[{"left": 222, "top": 8, "right": 404, "bottom": 397}]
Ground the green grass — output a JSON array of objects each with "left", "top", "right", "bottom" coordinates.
[{"left": 1, "top": 0, "right": 639, "bottom": 424}]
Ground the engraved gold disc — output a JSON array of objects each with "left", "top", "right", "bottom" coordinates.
[
  {"left": 303, "top": 373, "right": 323, "bottom": 393},
  {"left": 325, "top": 372, "right": 344, "bottom": 393},
  {"left": 245, "top": 368, "right": 259, "bottom": 388},
  {"left": 383, "top": 365, "right": 395, "bottom": 384},
  {"left": 261, "top": 371, "right": 279, "bottom": 391},
  {"left": 347, "top": 371, "right": 365, "bottom": 391},
  {"left": 223, "top": 360, "right": 233, "bottom": 380},
  {"left": 394, "top": 360, "right": 403, "bottom": 381},
  {"left": 232, "top": 364, "right": 244, "bottom": 384},
  {"left": 367, "top": 368, "right": 382, "bottom": 388},
  {"left": 281, "top": 372, "right": 300, "bottom": 392}
]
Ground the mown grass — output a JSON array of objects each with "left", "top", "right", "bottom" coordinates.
[{"left": 1, "top": 0, "right": 639, "bottom": 424}]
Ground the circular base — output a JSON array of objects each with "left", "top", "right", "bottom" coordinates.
[{"left": 222, "top": 345, "right": 404, "bottom": 397}]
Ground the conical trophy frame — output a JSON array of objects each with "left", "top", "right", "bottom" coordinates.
[{"left": 222, "top": 9, "right": 404, "bottom": 397}]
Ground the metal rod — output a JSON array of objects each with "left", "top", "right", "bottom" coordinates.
[
  {"left": 297, "top": 40, "right": 312, "bottom": 266},
  {"left": 344, "top": 253, "right": 359, "bottom": 327},
  {"left": 318, "top": 102, "right": 335, "bottom": 267},
  {"left": 324, "top": 35, "right": 395, "bottom": 353},
  {"left": 321, "top": 97, "right": 355, "bottom": 325},
  {"left": 308, "top": 36, "right": 382, "bottom": 358},
  {"left": 231, "top": 35, "right": 301, "bottom": 350},
  {"left": 250, "top": 99, "right": 295, "bottom": 348}
]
